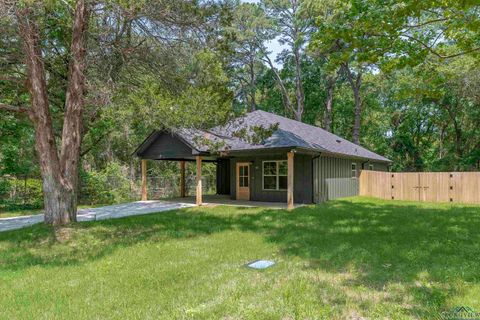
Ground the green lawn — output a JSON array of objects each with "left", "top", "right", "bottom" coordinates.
[
  {"left": 0, "top": 204, "right": 109, "bottom": 218},
  {"left": 0, "top": 207, "right": 43, "bottom": 218},
  {"left": 1, "top": 197, "right": 479, "bottom": 319}
]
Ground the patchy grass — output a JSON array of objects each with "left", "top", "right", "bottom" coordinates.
[
  {"left": 0, "top": 207, "right": 43, "bottom": 218},
  {"left": 0, "top": 204, "right": 109, "bottom": 218},
  {"left": 1, "top": 197, "right": 479, "bottom": 319}
]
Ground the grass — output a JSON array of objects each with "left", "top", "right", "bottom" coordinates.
[
  {"left": 0, "top": 207, "right": 43, "bottom": 218},
  {"left": 1, "top": 197, "right": 479, "bottom": 319},
  {"left": 0, "top": 204, "right": 110, "bottom": 218}
]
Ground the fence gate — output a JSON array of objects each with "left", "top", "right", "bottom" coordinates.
[{"left": 360, "top": 171, "right": 480, "bottom": 204}]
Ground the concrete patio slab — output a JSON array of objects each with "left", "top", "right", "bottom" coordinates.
[{"left": 166, "top": 194, "right": 305, "bottom": 209}]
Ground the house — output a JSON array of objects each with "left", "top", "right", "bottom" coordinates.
[{"left": 134, "top": 110, "right": 391, "bottom": 208}]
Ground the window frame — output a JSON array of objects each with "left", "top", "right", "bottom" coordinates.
[
  {"left": 351, "top": 163, "right": 358, "bottom": 179},
  {"left": 368, "top": 164, "right": 374, "bottom": 171},
  {"left": 262, "top": 160, "right": 288, "bottom": 191}
]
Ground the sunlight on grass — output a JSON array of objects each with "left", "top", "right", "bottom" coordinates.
[{"left": 1, "top": 197, "right": 479, "bottom": 319}]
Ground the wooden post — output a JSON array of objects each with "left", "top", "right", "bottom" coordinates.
[
  {"left": 196, "top": 156, "right": 202, "bottom": 205},
  {"left": 287, "top": 151, "right": 294, "bottom": 210},
  {"left": 141, "top": 159, "right": 147, "bottom": 201},
  {"left": 180, "top": 161, "right": 186, "bottom": 198}
]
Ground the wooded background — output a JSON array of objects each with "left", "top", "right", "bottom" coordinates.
[{"left": 1, "top": 0, "right": 479, "bottom": 213}]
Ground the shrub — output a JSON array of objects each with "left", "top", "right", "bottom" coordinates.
[
  {"left": 0, "top": 177, "right": 43, "bottom": 211},
  {"left": 80, "top": 163, "right": 134, "bottom": 205}
]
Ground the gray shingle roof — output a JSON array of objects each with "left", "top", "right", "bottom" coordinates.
[{"left": 176, "top": 110, "right": 390, "bottom": 163}]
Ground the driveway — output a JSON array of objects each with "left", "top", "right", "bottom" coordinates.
[{"left": 0, "top": 201, "right": 194, "bottom": 233}]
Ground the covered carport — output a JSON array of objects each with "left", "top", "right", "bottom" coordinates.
[{"left": 134, "top": 130, "right": 221, "bottom": 206}]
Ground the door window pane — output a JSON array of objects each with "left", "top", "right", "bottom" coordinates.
[{"left": 243, "top": 177, "right": 249, "bottom": 187}]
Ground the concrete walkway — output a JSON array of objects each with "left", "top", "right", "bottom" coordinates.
[
  {"left": 0, "top": 201, "right": 194, "bottom": 233},
  {"left": 166, "top": 194, "right": 305, "bottom": 209}
]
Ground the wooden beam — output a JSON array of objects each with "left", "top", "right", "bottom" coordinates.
[
  {"left": 180, "top": 160, "right": 186, "bottom": 197},
  {"left": 196, "top": 156, "right": 202, "bottom": 205},
  {"left": 141, "top": 159, "right": 147, "bottom": 201},
  {"left": 287, "top": 151, "right": 294, "bottom": 210}
]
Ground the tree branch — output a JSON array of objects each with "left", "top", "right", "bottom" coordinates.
[
  {"left": 401, "top": 33, "right": 480, "bottom": 59},
  {"left": 0, "top": 102, "right": 29, "bottom": 113},
  {"left": 262, "top": 53, "right": 293, "bottom": 115},
  {"left": 404, "top": 18, "right": 449, "bottom": 29}
]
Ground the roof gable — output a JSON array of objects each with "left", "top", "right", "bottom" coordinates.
[{"left": 136, "top": 131, "right": 199, "bottom": 160}]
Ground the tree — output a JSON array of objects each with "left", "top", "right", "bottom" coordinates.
[
  {"left": 227, "top": 2, "right": 271, "bottom": 112},
  {"left": 341, "top": 62, "right": 365, "bottom": 144},
  {"left": 309, "top": 0, "right": 480, "bottom": 145},
  {"left": 305, "top": 0, "right": 342, "bottom": 132},
  {"left": 0, "top": 0, "right": 90, "bottom": 225},
  {"left": 308, "top": 0, "right": 372, "bottom": 143},
  {"left": 261, "top": 0, "right": 312, "bottom": 121},
  {"left": 0, "top": 0, "right": 233, "bottom": 225}
]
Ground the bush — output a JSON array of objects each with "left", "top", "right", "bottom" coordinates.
[
  {"left": 80, "top": 163, "right": 134, "bottom": 205},
  {"left": 0, "top": 177, "right": 43, "bottom": 211}
]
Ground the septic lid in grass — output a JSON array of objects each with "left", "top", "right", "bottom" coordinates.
[{"left": 246, "top": 260, "right": 275, "bottom": 269}]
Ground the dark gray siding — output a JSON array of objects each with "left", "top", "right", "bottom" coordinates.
[
  {"left": 229, "top": 154, "right": 313, "bottom": 204},
  {"left": 216, "top": 159, "right": 230, "bottom": 195},
  {"left": 313, "top": 156, "right": 389, "bottom": 203},
  {"left": 313, "top": 156, "right": 359, "bottom": 203},
  {"left": 139, "top": 133, "right": 193, "bottom": 159}
]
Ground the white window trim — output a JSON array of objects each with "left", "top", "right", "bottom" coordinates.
[
  {"left": 351, "top": 163, "right": 358, "bottom": 179},
  {"left": 368, "top": 164, "right": 374, "bottom": 171},
  {"left": 262, "top": 160, "right": 288, "bottom": 191}
]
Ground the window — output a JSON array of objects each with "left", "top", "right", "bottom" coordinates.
[
  {"left": 351, "top": 163, "right": 357, "bottom": 178},
  {"left": 238, "top": 165, "right": 249, "bottom": 187},
  {"left": 368, "top": 164, "right": 374, "bottom": 171},
  {"left": 263, "top": 161, "right": 288, "bottom": 190}
]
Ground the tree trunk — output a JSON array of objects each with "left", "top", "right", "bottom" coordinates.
[
  {"left": 17, "top": 0, "right": 89, "bottom": 225},
  {"left": 351, "top": 83, "right": 362, "bottom": 145},
  {"left": 248, "top": 56, "right": 256, "bottom": 111},
  {"left": 343, "top": 63, "right": 363, "bottom": 145},
  {"left": 323, "top": 74, "right": 338, "bottom": 132},
  {"left": 42, "top": 176, "right": 76, "bottom": 225},
  {"left": 264, "top": 54, "right": 292, "bottom": 116},
  {"left": 18, "top": 8, "right": 71, "bottom": 225},
  {"left": 441, "top": 101, "right": 464, "bottom": 170},
  {"left": 293, "top": 46, "right": 304, "bottom": 122},
  {"left": 59, "top": 0, "right": 89, "bottom": 221}
]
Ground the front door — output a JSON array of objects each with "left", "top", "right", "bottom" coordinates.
[{"left": 236, "top": 162, "right": 250, "bottom": 200}]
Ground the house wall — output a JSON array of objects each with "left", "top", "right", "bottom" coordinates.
[
  {"left": 229, "top": 154, "right": 313, "bottom": 204},
  {"left": 312, "top": 155, "right": 389, "bottom": 203}
]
